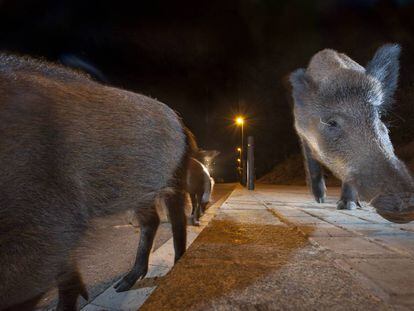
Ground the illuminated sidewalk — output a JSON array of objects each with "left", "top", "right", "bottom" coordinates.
[{"left": 141, "top": 184, "right": 414, "bottom": 310}]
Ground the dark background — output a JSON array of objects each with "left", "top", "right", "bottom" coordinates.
[{"left": 1, "top": 0, "right": 414, "bottom": 181}]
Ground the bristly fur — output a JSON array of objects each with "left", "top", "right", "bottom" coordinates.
[{"left": 0, "top": 53, "right": 192, "bottom": 309}]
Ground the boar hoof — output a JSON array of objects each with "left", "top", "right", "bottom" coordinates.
[
  {"left": 192, "top": 217, "right": 200, "bottom": 226},
  {"left": 315, "top": 196, "right": 325, "bottom": 204},
  {"left": 114, "top": 268, "right": 147, "bottom": 292},
  {"left": 337, "top": 200, "right": 357, "bottom": 210}
]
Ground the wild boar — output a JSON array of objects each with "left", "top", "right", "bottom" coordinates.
[
  {"left": 0, "top": 54, "right": 193, "bottom": 310},
  {"left": 186, "top": 157, "right": 214, "bottom": 226},
  {"left": 290, "top": 44, "right": 414, "bottom": 223}
]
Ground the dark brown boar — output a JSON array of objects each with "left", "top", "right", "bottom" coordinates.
[
  {"left": 186, "top": 157, "right": 214, "bottom": 226},
  {"left": 0, "top": 54, "right": 193, "bottom": 310}
]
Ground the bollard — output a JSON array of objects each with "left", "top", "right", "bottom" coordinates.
[
  {"left": 241, "top": 159, "right": 247, "bottom": 186},
  {"left": 247, "top": 136, "right": 255, "bottom": 190}
]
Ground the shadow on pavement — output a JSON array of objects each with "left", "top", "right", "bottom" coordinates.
[{"left": 141, "top": 219, "right": 314, "bottom": 310}]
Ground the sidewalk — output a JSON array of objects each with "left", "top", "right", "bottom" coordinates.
[{"left": 141, "top": 184, "right": 414, "bottom": 310}]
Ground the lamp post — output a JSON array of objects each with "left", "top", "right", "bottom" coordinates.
[
  {"left": 236, "top": 116, "right": 244, "bottom": 154},
  {"left": 235, "top": 116, "right": 245, "bottom": 185}
]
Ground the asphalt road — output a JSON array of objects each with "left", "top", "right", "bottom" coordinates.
[{"left": 36, "top": 183, "right": 236, "bottom": 310}]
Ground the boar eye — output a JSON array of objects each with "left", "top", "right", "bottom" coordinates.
[
  {"left": 327, "top": 120, "right": 338, "bottom": 127},
  {"left": 320, "top": 118, "right": 339, "bottom": 128}
]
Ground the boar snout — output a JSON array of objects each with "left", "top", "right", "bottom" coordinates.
[{"left": 371, "top": 192, "right": 414, "bottom": 224}]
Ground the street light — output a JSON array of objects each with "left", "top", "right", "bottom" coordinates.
[
  {"left": 236, "top": 117, "right": 244, "bottom": 126},
  {"left": 235, "top": 116, "right": 245, "bottom": 153},
  {"left": 235, "top": 116, "right": 245, "bottom": 185},
  {"left": 237, "top": 147, "right": 242, "bottom": 161}
]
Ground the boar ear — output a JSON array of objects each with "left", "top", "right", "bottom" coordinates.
[
  {"left": 366, "top": 44, "right": 401, "bottom": 106},
  {"left": 289, "top": 68, "right": 315, "bottom": 106}
]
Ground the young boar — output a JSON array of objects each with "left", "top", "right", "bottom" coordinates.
[
  {"left": 186, "top": 157, "right": 215, "bottom": 226},
  {"left": 290, "top": 44, "right": 414, "bottom": 223},
  {"left": 0, "top": 54, "right": 193, "bottom": 310}
]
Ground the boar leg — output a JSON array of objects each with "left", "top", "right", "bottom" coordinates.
[
  {"left": 190, "top": 193, "right": 200, "bottom": 226},
  {"left": 56, "top": 264, "right": 88, "bottom": 311},
  {"left": 200, "top": 201, "right": 208, "bottom": 217},
  {"left": 301, "top": 140, "right": 326, "bottom": 203},
  {"left": 194, "top": 193, "right": 202, "bottom": 226},
  {"left": 165, "top": 189, "right": 187, "bottom": 262},
  {"left": 199, "top": 191, "right": 207, "bottom": 216},
  {"left": 115, "top": 206, "right": 160, "bottom": 292},
  {"left": 190, "top": 193, "right": 197, "bottom": 216},
  {"left": 337, "top": 182, "right": 360, "bottom": 210}
]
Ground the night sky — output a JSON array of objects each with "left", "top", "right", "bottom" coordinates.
[{"left": 1, "top": 0, "right": 414, "bottom": 181}]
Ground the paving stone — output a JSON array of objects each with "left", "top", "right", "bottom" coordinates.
[
  {"left": 298, "top": 206, "right": 339, "bottom": 214},
  {"left": 221, "top": 202, "right": 266, "bottom": 210},
  {"left": 225, "top": 191, "right": 257, "bottom": 203},
  {"left": 341, "top": 223, "right": 398, "bottom": 236},
  {"left": 217, "top": 209, "right": 285, "bottom": 225},
  {"left": 344, "top": 258, "right": 414, "bottom": 299},
  {"left": 321, "top": 215, "right": 375, "bottom": 225},
  {"left": 304, "top": 225, "right": 356, "bottom": 237},
  {"left": 311, "top": 236, "right": 397, "bottom": 258},
  {"left": 267, "top": 206, "right": 310, "bottom": 217},
  {"left": 338, "top": 210, "right": 394, "bottom": 225},
  {"left": 370, "top": 234, "right": 414, "bottom": 256},
  {"left": 281, "top": 215, "right": 328, "bottom": 226}
]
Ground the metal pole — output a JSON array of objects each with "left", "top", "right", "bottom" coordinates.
[
  {"left": 241, "top": 123, "right": 244, "bottom": 181},
  {"left": 247, "top": 136, "right": 255, "bottom": 190},
  {"left": 241, "top": 123, "right": 246, "bottom": 186},
  {"left": 237, "top": 149, "right": 241, "bottom": 183},
  {"left": 241, "top": 123, "right": 244, "bottom": 159}
]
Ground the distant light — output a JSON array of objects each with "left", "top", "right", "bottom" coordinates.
[
  {"left": 237, "top": 158, "right": 241, "bottom": 162},
  {"left": 237, "top": 147, "right": 241, "bottom": 152},
  {"left": 235, "top": 116, "right": 244, "bottom": 126}
]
